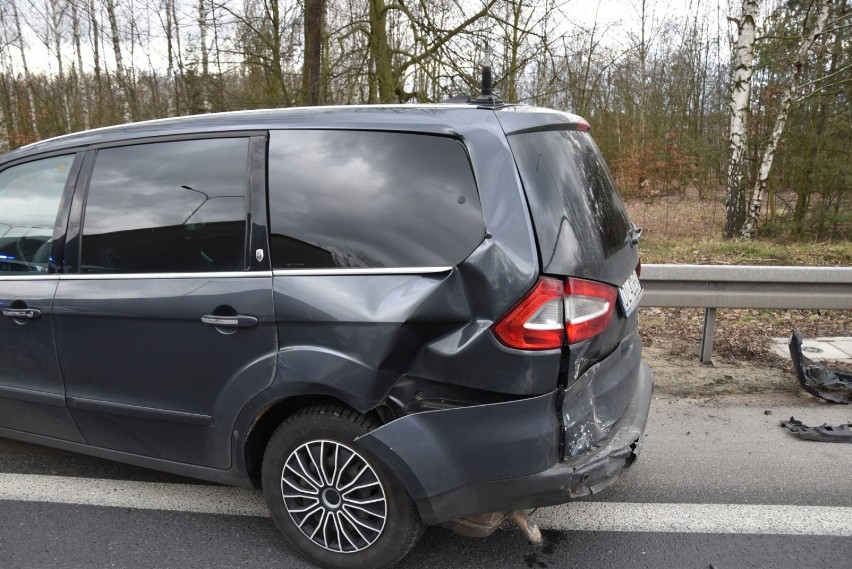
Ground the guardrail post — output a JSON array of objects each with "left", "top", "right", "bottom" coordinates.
[{"left": 699, "top": 308, "right": 716, "bottom": 363}]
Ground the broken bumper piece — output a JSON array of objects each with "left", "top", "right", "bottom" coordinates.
[
  {"left": 789, "top": 331, "right": 852, "bottom": 404},
  {"left": 780, "top": 417, "right": 852, "bottom": 443}
]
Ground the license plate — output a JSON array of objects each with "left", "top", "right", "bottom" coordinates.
[{"left": 618, "top": 271, "right": 643, "bottom": 317}]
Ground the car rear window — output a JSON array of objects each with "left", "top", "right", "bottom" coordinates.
[
  {"left": 267, "top": 130, "right": 484, "bottom": 270},
  {"left": 508, "top": 130, "right": 631, "bottom": 271}
]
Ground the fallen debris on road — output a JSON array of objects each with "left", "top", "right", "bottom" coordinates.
[
  {"left": 788, "top": 331, "right": 852, "bottom": 404},
  {"left": 780, "top": 417, "right": 852, "bottom": 443}
]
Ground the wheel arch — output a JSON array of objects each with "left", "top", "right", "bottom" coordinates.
[{"left": 243, "top": 394, "right": 384, "bottom": 489}]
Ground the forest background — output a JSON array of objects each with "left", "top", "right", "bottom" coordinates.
[{"left": 0, "top": 0, "right": 849, "bottom": 244}]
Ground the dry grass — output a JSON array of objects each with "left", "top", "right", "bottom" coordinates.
[
  {"left": 623, "top": 189, "right": 851, "bottom": 396},
  {"left": 624, "top": 189, "right": 851, "bottom": 267}
]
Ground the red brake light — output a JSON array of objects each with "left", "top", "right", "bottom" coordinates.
[
  {"left": 492, "top": 277, "right": 564, "bottom": 350},
  {"left": 564, "top": 278, "right": 617, "bottom": 344},
  {"left": 636, "top": 258, "right": 642, "bottom": 277}
]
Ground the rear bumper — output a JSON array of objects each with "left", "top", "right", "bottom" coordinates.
[{"left": 358, "top": 332, "right": 653, "bottom": 524}]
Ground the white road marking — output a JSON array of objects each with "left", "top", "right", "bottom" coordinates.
[
  {"left": 1, "top": 473, "right": 851, "bottom": 536},
  {"left": 537, "top": 502, "right": 852, "bottom": 536},
  {"left": 0, "top": 473, "right": 268, "bottom": 517}
]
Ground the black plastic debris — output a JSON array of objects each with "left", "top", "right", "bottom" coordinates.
[
  {"left": 788, "top": 331, "right": 852, "bottom": 404},
  {"left": 780, "top": 417, "right": 852, "bottom": 443}
]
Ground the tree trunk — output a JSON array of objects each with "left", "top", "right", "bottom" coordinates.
[
  {"left": 637, "top": 0, "right": 648, "bottom": 194},
  {"left": 87, "top": 0, "right": 103, "bottom": 126},
  {"left": 724, "top": 0, "right": 758, "bottom": 238},
  {"left": 197, "top": 0, "right": 209, "bottom": 111},
  {"left": 301, "top": 0, "right": 325, "bottom": 106},
  {"left": 267, "top": 0, "right": 289, "bottom": 105},
  {"left": 71, "top": 0, "right": 90, "bottom": 130},
  {"left": 11, "top": 0, "right": 40, "bottom": 139},
  {"left": 741, "top": 0, "right": 831, "bottom": 239},
  {"left": 796, "top": 0, "right": 845, "bottom": 234},
  {"left": 105, "top": 0, "right": 135, "bottom": 121},
  {"left": 368, "top": 0, "right": 397, "bottom": 103},
  {"left": 172, "top": 0, "right": 186, "bottom": 114},
  {"left": 210, "top": 0, "right": 224, "bottom": 110},
  {"left": 50, "top": 0, "right": 71, "bottom": 132},
  {"left": 0, "top": 69, "right": 16, "bottom": 149}
]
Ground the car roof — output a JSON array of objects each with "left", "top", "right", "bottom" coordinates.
[{"left": 0, "top": 104, "right": 589, "bottom": 165}]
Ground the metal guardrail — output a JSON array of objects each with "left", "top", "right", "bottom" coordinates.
[{"left": 639, "top": 264, "right": 852, "bottom": 362}]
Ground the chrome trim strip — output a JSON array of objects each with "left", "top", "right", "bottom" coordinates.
[
  {"left": 59, "top": 271, "right": 273, "bottom": 280},
  {"left": 0, "top": 275, "right": 60, "bottom": 281},
  {"left": 273, "top": 267, "right": 453, "bottom": 276}
]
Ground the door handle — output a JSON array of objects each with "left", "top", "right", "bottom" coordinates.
[
  {"left": 2, "top": 308, "right": 42, "bottom": 320},
  {"left": 201, "top": 314, "right": 258, "bottom": 328}
]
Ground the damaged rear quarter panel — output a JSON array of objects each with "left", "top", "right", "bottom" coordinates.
[{"left": 265, "top": 111, "right": 563, "bottom": 414}]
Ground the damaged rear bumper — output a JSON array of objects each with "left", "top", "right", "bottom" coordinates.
[{"left": 357, "top": 332, "right": 653, "bottom": 524}]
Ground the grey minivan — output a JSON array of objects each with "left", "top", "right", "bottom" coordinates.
[{"left": 0, "top": 102, "right": 653, "bottom": 568}]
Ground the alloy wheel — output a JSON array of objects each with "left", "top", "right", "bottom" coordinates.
[{"left": 281, "top": 439, "right": 387, "bottom": 553}]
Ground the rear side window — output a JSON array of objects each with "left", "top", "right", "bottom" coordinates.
[
  {"left": 81, "top": 138, "right": 249, "bottom": 274},
  {"left": 268, "top": 130, "right": 484, "bottom": 269},
  {"left": 0, "top": 155, "right": 73, "bottom": 274},
  {"left": 508, "top": 130, "right": 631, "bottom": 265}
]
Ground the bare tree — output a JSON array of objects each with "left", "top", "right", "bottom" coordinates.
[
  {"left": 198, "top": 0, "right": 210, "bottom": 110},
  {"left": 301, "top": 0, "right": 326, "bottom": 105},
  {"left": 365, "top": 0, "right": 499, "bottom": 103},
  {"left": 71, "top": 0, "right": 90, "bottom": 129},
  {"left": 11, "top": 0, "right": 40, "bottom": 138},
  {"left": 105, "top": 0, "right": 135, "bottom": 121},
  {"left": 47, "top": 0, "right": 71, "bottom": 131}
]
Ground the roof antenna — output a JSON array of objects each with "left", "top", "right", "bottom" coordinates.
[{"left": 471, "top": 43, "right": 503, "bottom": 107}]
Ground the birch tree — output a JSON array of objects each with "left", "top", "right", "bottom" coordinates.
[
  {"left": 741, "top": 0, "right": 832, "bottom": 239},
  {"left": 724, "top": 0, "right": 759, "bottom": 238}
]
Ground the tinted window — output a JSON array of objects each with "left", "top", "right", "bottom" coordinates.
[
  {"left": 0, "top": 155, "right": 73, "bottom": 274},
  {"left": 81, "top": 139, "right": 249, "bottom": 273},
  {"left": 508, "top": 130, "right": 631, "bottom": 268},
  {"left": 268, "top": 130, "right": 484, "bottom": 269}
]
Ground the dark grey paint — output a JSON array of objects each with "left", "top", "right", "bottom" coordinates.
[
  {"left": 53, "top": 276, "right": 276, "bottom": 468},
  {"left": 358, "top": 391, "right": 560, "bottom": 501},
  {"left": 0, "top": 105, "right": 652, "bottom": 524},
  {"left": 360, "top": 333, "right": 651, "bottom": 523},
  {"left": 0, "top": 278, "right": 86, "bottom": 442}
]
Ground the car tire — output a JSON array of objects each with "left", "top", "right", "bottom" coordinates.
[{"left": 261, "top": 405, "right": 424, "bottom": 569}]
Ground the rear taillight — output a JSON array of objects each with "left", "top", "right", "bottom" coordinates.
[
  {"left": 493, "top": 276, "right": 617, "bottom": 350},
  {"left": 492, "top": 277, "right": 564, "bottom": 350},
  {"left": 564, "top": 277, "right": 617, "bottom": 343}
]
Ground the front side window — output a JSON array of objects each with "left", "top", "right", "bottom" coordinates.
[
  {"left": 268, "top": 130, "right": 485, "bottom": 269},
  {"left": 0, "top": 155, "right": 73, "bottom": 274},
  {"left": 81, "top": 138, "right": 250, "bottom": 274}
]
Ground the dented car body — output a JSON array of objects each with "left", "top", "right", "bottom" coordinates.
[{"left": 0, "top": 103, "right": 652, "bottom": 567}]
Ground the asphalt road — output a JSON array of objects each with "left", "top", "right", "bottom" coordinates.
[{"left": 1, "top": 397, "right": 850, "bottom": 569}]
